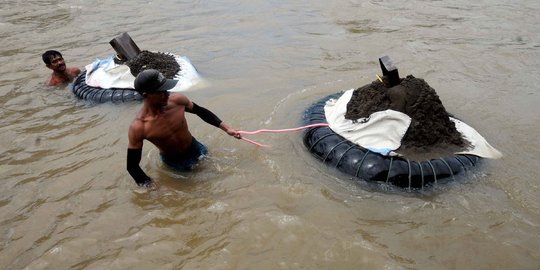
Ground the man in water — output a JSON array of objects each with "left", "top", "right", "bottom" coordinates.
[
  {"left": 127, "top": 69, "right": 241, "bottom": 187},
  {"left": 42, "top": 50, "right": 81, "bottom": 86}
]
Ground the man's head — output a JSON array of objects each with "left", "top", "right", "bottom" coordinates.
[
  {"left": 134, "top": 69, "right": 178, "bottom": 95},
  {"left": 42, "top": 50, "right": 66, "bottom": 71}
]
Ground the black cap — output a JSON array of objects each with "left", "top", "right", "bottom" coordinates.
[{"left": 134, "top": 69, "right": 178, "bottom": 93}]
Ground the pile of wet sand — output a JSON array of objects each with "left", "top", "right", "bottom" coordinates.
[
  {"left": 345, "top": 75, "right": 469, "bottom": 158},
  {"left": 125, "top": 50, "right": 180, "bottom": 79}
]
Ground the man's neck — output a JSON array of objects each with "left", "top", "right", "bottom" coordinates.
[{"left": 142, "top": 102, "right": 165, "bottom": 117}]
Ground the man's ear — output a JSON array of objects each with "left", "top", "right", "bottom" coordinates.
[{"left": 46, "top": 64, "right": 53, "bottom": 70}]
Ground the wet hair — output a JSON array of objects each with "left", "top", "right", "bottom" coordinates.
[{"left": 42, "top": 50, "right": 62, "bottom": 65}]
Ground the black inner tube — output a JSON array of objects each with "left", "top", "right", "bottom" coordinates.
[{"left": 302, "top": 92, "right": 481, "bottom": 189}]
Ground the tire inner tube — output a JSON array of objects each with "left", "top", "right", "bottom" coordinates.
[
  {"left": 71, "top": 52, "right": 198, "bottom": 103},
  {"left": 302, "top": 92, "right": 481, "bottom": 189},
  {"left": 71, "top": 72, "right": 142, "bottom": 103}
]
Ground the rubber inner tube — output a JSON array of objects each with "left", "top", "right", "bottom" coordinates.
[
  {"left": 302, "top": 92, "right": 481, "bottom": 189},
  {"left": 71, "top": 53, "right": 198, "bottom": 103},
  {"left": 71, "top": 72, "right": 142, "bottom": 103}
]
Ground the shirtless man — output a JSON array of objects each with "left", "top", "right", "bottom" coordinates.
[
  {"left": 42, "top": 50, "right": 81, "bottom": 86},
  {"left": 127, "top": 69, "right": 241, "bottom": 187}
]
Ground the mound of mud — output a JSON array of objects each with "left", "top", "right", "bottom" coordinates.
[
  {"left": 345, "top": 75, "right": 468, "bottom": 155},
  {"left": 125, "top": 50, "right": 180, "bottom": 79}
]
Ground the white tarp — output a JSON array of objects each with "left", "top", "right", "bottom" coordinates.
[
  {"left": 85, "top": 56, "right": 135, "bottom": 89},
  {"left": 84, "top": 54, "right": 200, "bottom": 92}
]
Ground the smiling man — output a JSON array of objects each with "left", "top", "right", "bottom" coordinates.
[
  {"left": 42, "top": 50, "right": 81, "bottom": 86},
  {"left": 127, "top": 69, "right": 241, "bottom": 187}
]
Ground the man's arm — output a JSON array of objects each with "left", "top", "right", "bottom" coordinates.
[
  {"left": 171, "top": 94, "right": 241, "bottom": 138},
  {"left": 187, "top": 102, "right": 241, "bottom": 138},
  {"left": 127, "top": 121, "right": 152, "bottom": 186},
  {"left": 127, "top": 148, "right": 151, "bottom": 186},
  {"left": 187, "top": 102, "right": 223, "bottom": 127}
]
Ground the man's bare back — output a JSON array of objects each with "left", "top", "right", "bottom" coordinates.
[
  {"left": 129, "top": 94, "right": 194, "bottom": 156},
  {"left": 126, "top": 69, "right": 241, "bottom": 187}
]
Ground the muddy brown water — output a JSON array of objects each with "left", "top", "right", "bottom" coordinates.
[{"left": 1, "top": 0, "right": 539, "bottom": 269}]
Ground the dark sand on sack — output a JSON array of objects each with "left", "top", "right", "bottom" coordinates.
[
  {"left": 126, "top": 50, "right": 181, "bottom": 79},
  {"left": 345, "top": 75, "right": 469, "bottom": 159}
]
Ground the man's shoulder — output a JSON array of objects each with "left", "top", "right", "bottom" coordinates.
[
  {"left": 128, "top": 116, "right": 146, "bottom": 140},
  {"left": 129, "top": 115, "right": 145, "bottom": 129},
  {"left": 168, "top": 93, "right": 190, "bottom": 106},
  {"left": 68, "top": 67, "right": 81, "bottom": 77}
]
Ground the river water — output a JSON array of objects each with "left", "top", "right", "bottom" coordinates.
[{"left": 1, "top": 0, "right": 539, "bottom": 269}]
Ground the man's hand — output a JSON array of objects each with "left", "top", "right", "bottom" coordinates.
[
  {"left": 219, "top": 123, "right": 242, "bottom": 139},
  {"left": 226, "top": 127, "right": 242, "bottom": 139},
  {"left": 143, "top": 180, "right": 158, "bottom": 190}
]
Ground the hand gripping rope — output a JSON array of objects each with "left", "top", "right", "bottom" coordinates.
[{"left": 237, "top": 123, "right": 329, "bottom": 147}]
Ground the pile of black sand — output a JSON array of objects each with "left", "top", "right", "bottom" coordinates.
[
  {"left": 345, "top": 75, "right": 469, "bottom": 158},
  {"left": 125, "top": 50, "right": 180, "bottom": 79}
]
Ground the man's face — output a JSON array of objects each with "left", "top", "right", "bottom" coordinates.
[{"left": 47, "top": 55, "right": 66, "bottom": 72}]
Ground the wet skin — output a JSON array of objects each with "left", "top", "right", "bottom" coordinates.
[{"left": 46, "top": 55, "right": 81, "bottom": 86}]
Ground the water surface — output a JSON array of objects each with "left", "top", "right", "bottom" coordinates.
[{"left": 1, "top": 0, "right": 539, "bottom": 269}]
